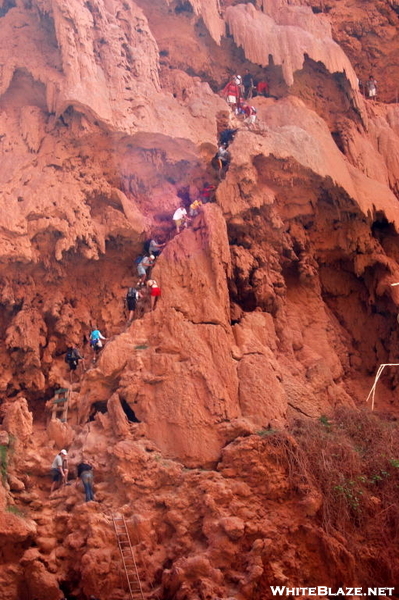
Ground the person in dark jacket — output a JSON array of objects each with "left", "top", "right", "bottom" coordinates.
[
  {"left": 76, "top": 461, "right": 95, "bottom": 502},
  {"left": 126, "top": 287, "right": 141, "bottom": 323},
  {"left": 65, "top": 347, "right": 83, "bottom": 372},
  {"left": 243, "top": 69, "right": 254, "bottom": 99}
]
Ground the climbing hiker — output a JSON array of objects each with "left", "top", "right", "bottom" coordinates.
[
  {"left": 243, "top": 69, "right": 254, "bottom": 99},
  {"left": 243, "top": 103, "right": 257, "bottom": 127},
  {"left": 256, "top": 79, "right": 269, "bottom": 97},
  {"left": 219, "top": 128, "right": 237, "bottom": 147},
  {"left": 65, "top": 347, "right": 83, "bottom": 373},
  {"left": 217, "top": 143, "right": 230, "bottom": 164},
  {"left": 148, "top": 238, "right": 166, "bottom": 257},
  {"left": 62, "top": 451, "right": 69, "bottom": 486},
  {"left": 366, "top": 75, "right": 377, "bottom": 100},
  {"left": 146, "top": 279, "right": 161, "bottom": 311},
  {"left": 235, "top": 74, "right": 244, "bottom": 97},
  {"left": 189, "top": 198, "right": 202, "bottom": 217},
  {"left": 76, "top": 460, "right": 94, "bottom": 502},
  {"left": 126, "top": 287, "right": 141, "bottom": 323},
  {"left": 50, "top": 449, "right": 68, "bottom": 494},
  {"left": 137, "top": 254, "right": 155, "bottom": 284},
  {"left": 89, "top": 328, "right": 107, "bottom": 360},
  {"left": 199, "top": 183, "right": 216, "bottom": 203},
  {"left": 221, "top": 76, "right": 241, "bottom": 112},
  {"left": 213, "top": 144, "right": 230, "bottom": 178},
  {"left": 173, "top": 206, "right": 188, "bottom": 234}
]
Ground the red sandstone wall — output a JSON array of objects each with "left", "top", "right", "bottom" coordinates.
[{"left": 1, "top": 0, "right": 399, "bottom": 598}]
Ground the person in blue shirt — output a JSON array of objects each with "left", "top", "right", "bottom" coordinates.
[{"left": 89, "top": 328, "right": 107, "bottom": 361}]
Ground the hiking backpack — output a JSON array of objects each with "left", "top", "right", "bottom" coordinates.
[
  {"left": 65, "top": 348, "right": 76, "bottom": 362},
  {"left": 127, "top": 287, "right": 138, "bottom": 300}
]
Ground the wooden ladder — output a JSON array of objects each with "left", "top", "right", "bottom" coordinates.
[
  {"left": 112, "top": 514, "right": 145, "bottom": 600},
  {"left": 51, "top": 388, "right": 70, "bottom": 422}
]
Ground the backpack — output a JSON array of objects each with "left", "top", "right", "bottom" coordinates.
[
  {"left": 127, "top": 287, "right": 137, "bottom": 300},
  {"left": 219, "top": 128, "right": 237, "bottom": 146},
  {"left": 77, "top": 463, "right": 92, "bottom": 476},
  {"left": 143, "top": 239, "right": 151, "bottom": 254},
  {"left": 134, "top": 255, "right": 143, "bottom": 265},
  {"left": 65, "top": 348, "right": 77, "bottom": 363}
]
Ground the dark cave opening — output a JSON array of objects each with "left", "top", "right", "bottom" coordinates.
[
  {"left": 120, "top": 398, "right": 140, "bottom": 423},
  {"left": 371, "top": 213, "right": 396, "bottom": 242},
  {"left": 174, "top": 0, "right": 193, "bottom": 14},
  {"left": 228, "top": 276, "right": 258, "bottom": 313},
  {"left": 89, "top": 401, "right": 108, "bottom": 421},
  {"left": 331, "top": 130, "right": 346, "bottom": 154}
]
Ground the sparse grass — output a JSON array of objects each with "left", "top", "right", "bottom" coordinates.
[
  {"left": 319, "top": 414, "right": 332, "bottom": 429},
  {"left": 0, "top": 445, "right": 8, "bottom": 482},
  {"left": 257, "top": 428, "right": 277, "bottom": 438},
  {"left": 6, "top": 505, "right": 25, "bottom": 517}
]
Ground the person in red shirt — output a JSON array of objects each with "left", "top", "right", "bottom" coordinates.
[
  {"left": 221, "top": 76, "right": 241, "bottom": 111},
  {"left": 256, "top": 80, "right": 269, "bottom": 97},
  {"left": 243, "top": 103, "right": 257, "bottom": 127},
  {"left": 200, "top": 183, "right": 216, "bottom": 203}
]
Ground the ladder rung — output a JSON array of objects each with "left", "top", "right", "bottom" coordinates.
[{"left": 112, "top": 514, "right": 144, "bottom": 599}]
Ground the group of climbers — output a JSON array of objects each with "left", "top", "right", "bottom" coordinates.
[
  {"left": 221, "top": 74, "right": 258, "bottom": 125},
  {"left": 132, "top": 238, "right": 164, "bottom": 317},
  {"left": 51, "top": 449, "right": 95, "bottom": 503},
  {"left": 64, "top": 326, "right": 107, "bottom": 374},
  {"left": 171, "top": 181, "right": 217, "bottom": 231},
  {"left": 221, "top": 70, "right": 270, "bottom": 123},
  {"left": 223, "top": 67, "right": 379, "bottom": 113},
  {"left": 130, "top": 180, "right": 221, "bottom": 319},
  {"left": 57, "top": 194, "right": 211, "bottom": 505}
]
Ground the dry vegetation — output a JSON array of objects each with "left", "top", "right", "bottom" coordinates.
[{"left": 260, "top": 408, "right": 399, "bottom": 581}]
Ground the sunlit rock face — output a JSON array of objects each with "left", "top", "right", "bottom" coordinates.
[{"left": 1, "top": 0, "right": 399, "bottom": 598}]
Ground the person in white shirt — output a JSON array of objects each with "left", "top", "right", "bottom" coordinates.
[
  {"left": 50, "top": 449, "right": 68, "bottom": 494},
  {"left": 366, "top": 75, "right": 377, "bottom": 99},
  {"left": 173, "top": 206, "right": 188, "bottom": 233}
]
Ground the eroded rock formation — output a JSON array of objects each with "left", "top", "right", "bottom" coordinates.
[{"left": 1, "top": 0, "right": 399, "bottom": 598}]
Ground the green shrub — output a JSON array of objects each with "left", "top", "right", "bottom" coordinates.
[{"left": 0, "top": 445, "right": 8, "bottom": 482}]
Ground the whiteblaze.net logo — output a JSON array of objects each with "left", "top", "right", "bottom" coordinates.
[{"left": 270, "top": 587, "right": 396, "bottom": 597}]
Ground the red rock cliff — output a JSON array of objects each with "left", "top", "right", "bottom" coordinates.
[{"left": 1, "top": 0, "right": 399, "bottom": 598}]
